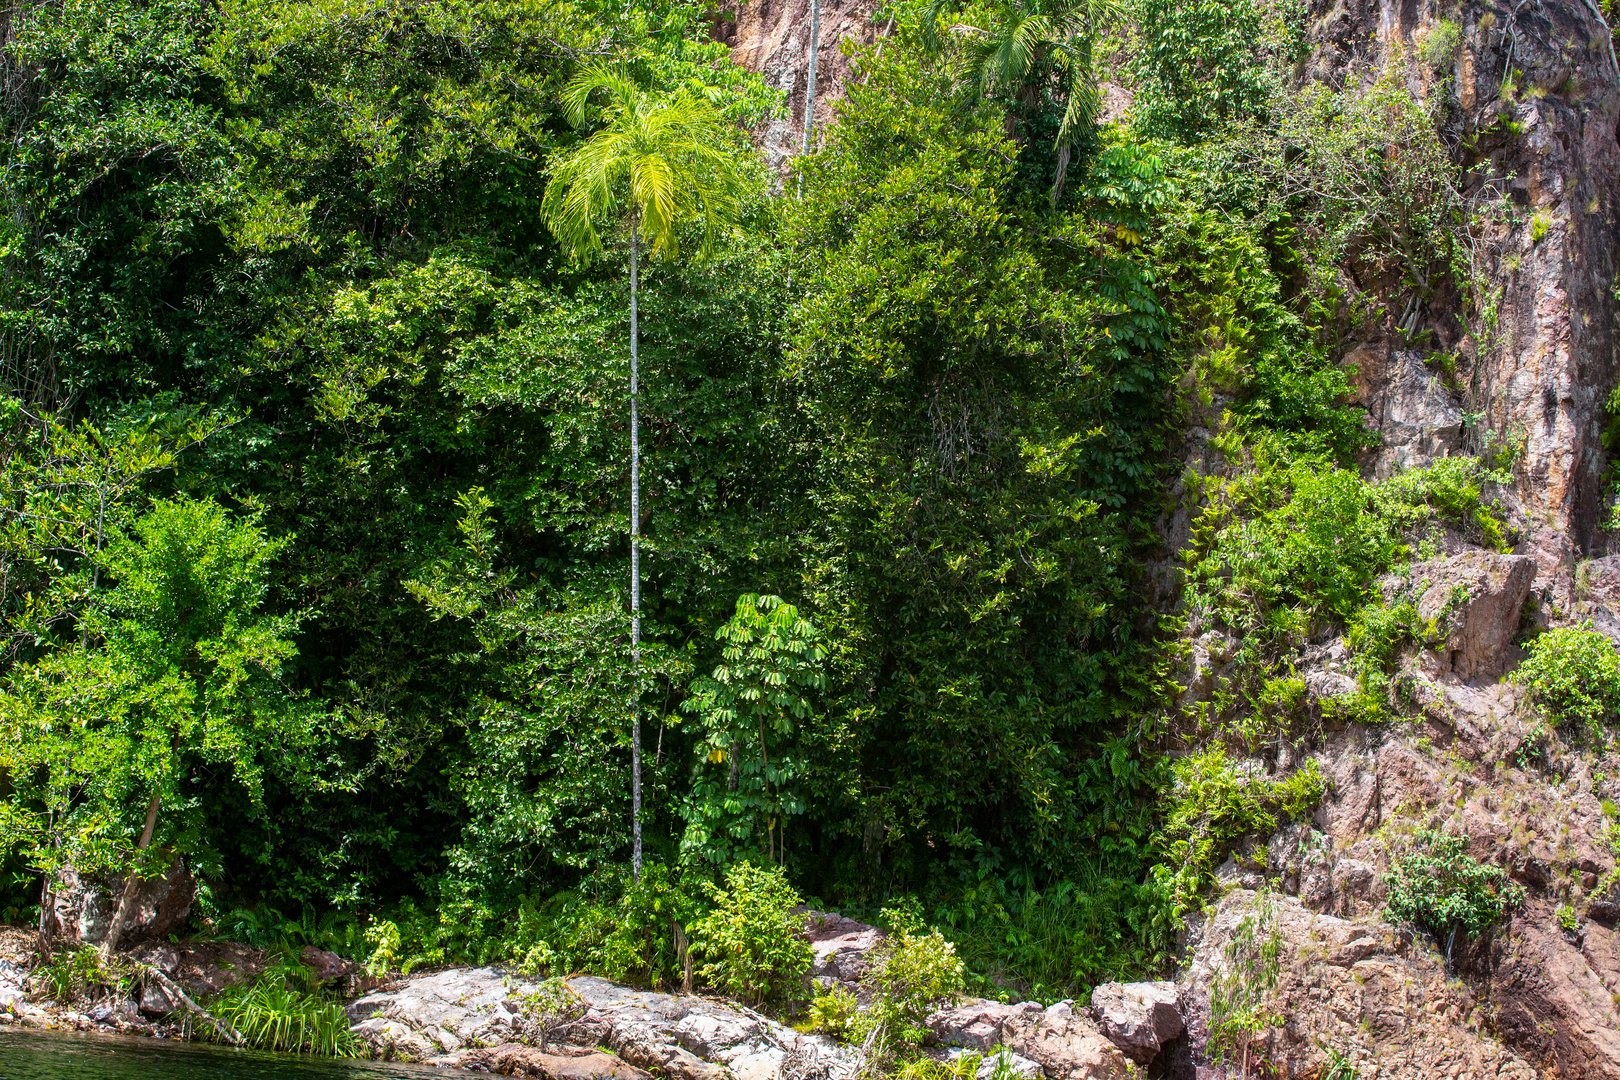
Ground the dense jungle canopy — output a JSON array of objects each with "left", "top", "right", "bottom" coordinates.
[{"left": 0, "top": 0, "right": 1525, "bottom": 1000}]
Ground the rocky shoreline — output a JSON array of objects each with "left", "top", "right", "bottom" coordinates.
[{"left": 0, "top": 915, "right": 1185, "bottom": 1079}]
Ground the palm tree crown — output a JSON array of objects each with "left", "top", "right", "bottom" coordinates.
[
  {"left": 924, "top": 0, "right": 1119, "bottom": 202},
  {"left": 542, "top": 65, "right": 749, "bottom": 262}
]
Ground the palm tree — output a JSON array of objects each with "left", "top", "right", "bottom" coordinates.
[
  {"left": 541, "top": 66, "right": 752, "bottom": 881},
  {"left": 925, "top": 0, "right": 1119, "bottom": 203}
]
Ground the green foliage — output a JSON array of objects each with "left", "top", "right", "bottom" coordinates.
[
  {"left": 1206, "top": 891, "right": 1282, "bottom": 1072},
  {"left": 855, "top": 927, "right": 968, "bottom": 1050},
  {"left": 542, "top": 65, "right": 755, "bottom": 262},
  {"left": 1417, "top": 19, "right": 1462, "bottom": 75},
  {"left": 1556, "top": 903, "right": 1579, "bottom": 934},
  {"left": 1147, "top": 749, "right": 1323, "bottom": 930},
  {"left": 31, "top": 947, "right": 139, "bottom": 1006},
  {"left": 929, "top": 871, "right": 1160, "bottom": 1001},
  {"left": 0, "top": 497, "right": 314, "bottom": 887},
  {"left": 1229, "top": 62, "right": 1481, "bottom": 336},
  {"left": 689, "top": 862, "right": 812, "bottom": 1007},
  {"left": 1190, "top": 459, "right": 1398, "bottom": 636},
  {"left": 682, "top": 595, "right": 830, "bottom": 865},
  {"left": 1127, "top": 0, "right": 1282, "bottom": 142},
  {"left": 1513, "top": 626, "right": 1620, "bottom": 741},
  {"left": 783, "top": 23, "right": 1173, "bottom": 886},
  {"left": 208, "top": 959, "right": 358, "bottom": 1057},
  {"left": 1530, "top": 210, "right": 1552, "bottom": 244},
  {"left": 808, "top": 984, "right": 859, "bottom": 1038},
  {"left": 1383, "top": 830, "right": 1526, "bottom": 948}
]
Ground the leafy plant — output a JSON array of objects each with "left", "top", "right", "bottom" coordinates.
[
  {"left": 682, "top": 594, "right": 829, "bottom": 866},
  {"left": 1383, "top": 830, "right": 1526, "bottom": 959},
  {"left": 1147, "top": 749, "right": 1324, "bottom": 929},
  {"left": 689, "top": 862, "right": 812, "bottom": 1007},
  {"left": 1513, "top": 626, "right": 1620, "bottom": 741},
  {"left": 855, "top": 926, "right": 967, "bottom": 1050},
  {"left": 1207, "top": 891, "right": 1282, "bottom": 1076},
  {"left": 808, "top": 984, "right": 858, "bottom": 1038}
]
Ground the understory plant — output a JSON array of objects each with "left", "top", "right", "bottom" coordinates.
[
  {"left": 689, "top": 861, "right": 812, "bottom": 1007},
  {"left": 1383, "top": 830, "right": 1525, "bottom": 962}
]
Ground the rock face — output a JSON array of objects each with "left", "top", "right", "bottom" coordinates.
[
  {"left": 718, "top": 0, "right": 884, "bottom": 170},
  {"left": 1408, "top": 551, "right": 1537, "bottom": 680},
  {"left": 41, "top": 860, "right": 194, "bottom": 948},
  {"left": 1176, "top": 890, "right": 1538, "bottom": 1079},
  {"left": 1313, "top": 0, "right": 1620, "bottom": 551},
  {"left": 1086, "top": 981, "right": 1182, "bottom": 1065}
]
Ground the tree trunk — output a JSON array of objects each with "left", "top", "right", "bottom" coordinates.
[
  {"left": 801, "top": 0, "right": 821, "bottom": 156},
  {"left": 101, "top": 792, "right": 159, "bottom": 956},
  {"left": 629, "top": 218, "right": 643, "bottom": 884}
]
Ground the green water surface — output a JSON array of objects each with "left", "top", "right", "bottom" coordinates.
[{"left": 0, "top": 1030, "right": 457, "bottom": 1079}]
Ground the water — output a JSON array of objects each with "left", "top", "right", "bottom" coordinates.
[{"left": 0, "top": 1030, "right": 459, "bottom": 1079}]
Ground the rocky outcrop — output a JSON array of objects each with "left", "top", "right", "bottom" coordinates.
[
  {"left": 41, "top": 860, "right": 194, "bottom": 948},
  {"left": 351, "top": 968, "right": 860, "bottom": 1079},
  {"left": 1086, "top": 981, "right": 1182, "bottom": 1066},
  {"left": 718, "top": 0, "right": 884, "bottom": 170},
  {"left": 1409, "top": 551, "right": 1537, "bottom": 680},
  {"left": 1177, "top": 890, "right": 1537, "bottom": 1079},
  {"left": 804, "top": 909, "right": 885, "bottom": 993},
  {"left": 929, "top": 998, "right": 1130, "bottom": 1080},
  {"left": 1314, "top": 1, "right": 1620, "bottom": 553}
]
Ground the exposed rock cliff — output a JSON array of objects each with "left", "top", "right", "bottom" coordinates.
[
  {"left": 726, "top": 0, "right": 1620, "bottom": 1076},
  {"left": 718, "top": 0, "right": 884, "bottom": 169}
]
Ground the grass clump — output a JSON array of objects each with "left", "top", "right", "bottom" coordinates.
[{"left": 207, "top": 958, "right": 358, "bottom": 1057}]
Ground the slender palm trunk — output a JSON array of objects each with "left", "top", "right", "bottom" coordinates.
[
  {"left": 101, "top": 792, "right": 159, "bottom": 956},
  {"left": 801, "top": 0, "right": 821, "bottom": 156},
  {"left": 629, "top": 219, "right": 643, "bottom": 883}
]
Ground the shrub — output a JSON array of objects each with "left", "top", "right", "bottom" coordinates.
[
  {"left": 31, "top": 946, "right": 136, "bottom": 1005},
  {"left": 689, "top": 862, "right": 813, "bottom": 1007},
  {"left": 807, "top": 984, "right": 858, "bottom": 1038},
  {"left": 1383, "top": 830, "right": 1525, "bottom": 955},
  {"left": 856, "top": 926, "right": 967, "bottom": 1049},
  {"left": 1513, "top": 626, "right": 1620, "bottom": 740}
]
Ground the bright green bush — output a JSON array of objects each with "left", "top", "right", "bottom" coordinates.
[
  {"left": 856, "top": 926, "right": 967, "bottom": 1049},
  {"left": 1383, "top": 830, "right": 1525, "bottom": 951},
  {"left": 689, "top": 862, "right": 812, "bottom": 1007},
  {"left": 1513, "top": 626, "right": 1620, "bottom": 740}
]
